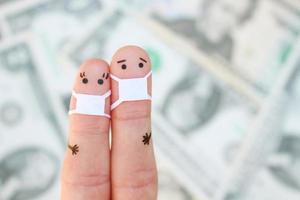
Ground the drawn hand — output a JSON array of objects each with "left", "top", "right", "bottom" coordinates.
[
  {"left": 68, "top": 144, "right": 79, "bottom": 155},
  {"left": 143, "top": 132, "right": 152, "bottom": 145}
]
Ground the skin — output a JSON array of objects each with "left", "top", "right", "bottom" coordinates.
[
  {"left": 110, "top": 46, "right": 157, "bottom": 200},
  {"left": 110, "top": 45, "right": 152, "bottom": 118},
  {"left": 61, "top": 46, "right": 157, "bottom": 200},
  {"left": 61, "top": 59, "right": 111, "bottom": 200}
]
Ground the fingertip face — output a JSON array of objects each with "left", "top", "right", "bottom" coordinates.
[
  {"left": 73, "top": 59, "right": 110, "bottom": 95},
  {"left": 110, "top": 46, "right": 151, "bottom": 78},
  {"left": 63, "top": 58, "right": 112, "bottom": 200},
  {"left": 110, "top": 46, "right": 157, "bottom": 199},
  {"left": 63, "top": 50, "right": 156, "bottom": 199}
]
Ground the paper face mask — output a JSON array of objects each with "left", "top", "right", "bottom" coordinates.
[
  {"left": 69, "top": 90, "right": 111, "bottom": 118},
  {"left": 110, "top": 71, "right": 152, "bottom": 110}
]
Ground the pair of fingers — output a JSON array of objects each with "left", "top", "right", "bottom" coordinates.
[{"left": 61, "top": 46, "right": 157, "bottom": 200}]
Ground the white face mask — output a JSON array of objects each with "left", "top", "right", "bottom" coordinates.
[
  {"left": 69, "top": 90, "right": 111, "bottom": 118},
  {"left": 110, "top": 71, "right": 152, "bottom": 110}
]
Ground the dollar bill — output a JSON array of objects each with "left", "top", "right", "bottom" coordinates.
[
  {"left": 122, "top": 0, "right": 300, "bottom": 96},
  {"left": 222, "top": 78, "right": 300, "bottom": 200},
  {"left": 158, "top": 169, "right": 194, "bottom": 200},
  {"left": 63, "top": 10, "right": 257, "bottom": 199},
  {"left": 0, "top": 0, "right": 116, "bottom": 113},
  {"left": 156, "top": 153, "right": 197, "bottom": 200},
  {"left": 152, "top": 61, "right": 257, "bottom": 200},
  {"left": 1, "top": 2, "right": 298, "bottom": 200},
  {"left": 0, "top": 25, "right": 3, "bottom": 41},
  {"left": 0, "top": 0, "right": 113, "bottom": 112},
  {"left": 218, "top": 39, "right": 300, "bottom": 200},
  {"left": 0, "top": 36, "right": 65, "bottom": 200},
  {"left": 1, "top": 0, "right": 109, "bottom": 34},
  {"left": 238, "top": 102, "right": 300, "bottom": 200},
  {"left": 0, "top": 147, "right": 59, "bottom": 200},
  {"left": 0, "top": 0, "right": 17, "bottom": 7}
]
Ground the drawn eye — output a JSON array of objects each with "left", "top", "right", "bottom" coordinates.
[
  {"left": 82, "top": 78, "right": 88, "bottom": 84},
  {"left": 138, "top": 63, "right": 144, "bottom": 68},
  {"left": 121, "top": 64, "right": 127, "bottom": 70},
  {"left": 98, "top": 79, "right": 104, "bottom": 85},
  {"left": 105, "top": 73, "right": 109, "bottom": 79}
]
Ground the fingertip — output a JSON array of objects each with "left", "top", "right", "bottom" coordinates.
[
  {"left": 109, "top": 46, "right": 152, "bottom": 119},
  {"left": 110, "top": 45, "right": 151, "bottom": 79},
  {"left": 110, "top": 46, "right": 156, "bottom": 199},
  {"left": 69, "top": 58, "right": 111, "bottom": 118},
  {"left": 74, "top": 58, "right": 110, "bottom": 95},
  {"left": 63, "top": 58, "right": 112, "bottom": 199}
]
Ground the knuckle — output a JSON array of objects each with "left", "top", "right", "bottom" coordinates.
[
  {"left": 114, "top": 167, "right": 157, "bottom": 190},
  {"left": 113, "top": 111, "right": 150, "bottom": 121},
  {"left": 62, "top": 172, "right": 110, "bottom": 188},
  {"left": 70, "top": 116, "right": 109, "bottom": 135},
  {"left": 112, "top": 102, "right": 151, "bottom": 121}
]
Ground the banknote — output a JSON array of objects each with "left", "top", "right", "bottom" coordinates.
[
  {"left": 63, "top": 10, "right": 257, "bottom": 199},
  {"left": 156, "top": 153, "right": 197, "bottom": 200},
  {"left": 240, "top": 106, "right": 300, "bottom": 200},
  {"left": 0, "top": 0, "right": 117, "bottom": 113},
  {"left": 0, "top": 25, "right": 2, "bottom": 41},
  {"left": 0, "top": 36, "right": 65, "bottom": 200},
  {"left": 123, "top": 0, "right": 300, "bottom": 95},
  {"left": 152, "top": 61, "right": 256, "bottom": 200},
  {"left": 222, "top": 74, "right": 300, "bottom": 200},
  {"left": 0, "top": 147, "right": 59, "bottom": 200},
  {"left": 0, "top": 0, "right": 31, "bottom": 9},
  {"left": 1, "top": 1, "right": 298, "bottom": 200},
  {"left": 0, "top": 0, "right": 111, "bottom": 34},
  {"left": 158, "top": 169, "right": 194, "bottom": 200},
  {"left": 0, "top": 0, "right": 17, "bottom": 7},
  {"left": 218, "top": 40, "right": 300, "bottom": 200}
]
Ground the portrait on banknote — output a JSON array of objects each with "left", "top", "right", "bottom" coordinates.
[
  {"left": 161, "top": 63, "right": 222, "bottom": 133},
  {"left": 152, "top": 0, "right": 258, "bottom": 61}
]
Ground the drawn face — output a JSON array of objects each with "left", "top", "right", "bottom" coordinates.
[
  {"left": 110, "top": 46, "right": 151, "bottom": 79},
  {"left": 79, "top": 71, "right": 109, "bottom": 86},
  {"left": 74, "top": 59, "right": 110, "bottom": 95}
]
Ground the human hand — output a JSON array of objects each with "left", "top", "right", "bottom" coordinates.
[{"left": 61, "top": 46, "right": 157, "bottom": 200}]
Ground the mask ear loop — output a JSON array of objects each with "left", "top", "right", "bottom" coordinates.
[
  {"left": 145, "top": 71, "right": 152, "bottom": 78},
  {"left": 102, "top": 90, "right": 111, "bottom": 118},
  {"left": 144, "top": 71, "right": 152, "bottom": 100},
  {"left": 69, "top": 90, "right": 78, "bottom": 115},
  {"left": 104, "top": 113, "right": 111, "bottom": 118},
  {"left": 110, "top": 74, "right": 121, "bottom": 81},
  {"left": 103, "top": 90, "right": 111, "bottom": 98},
  {"left": 111, "top": 99, "right": 122, "bottom": 110},
  {"left": 110, "top": 74, "right": 122, "bottom": 110}
]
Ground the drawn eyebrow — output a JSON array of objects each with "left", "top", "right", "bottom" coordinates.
[
  {"left": 102, "top": 73, "right": 105, "bottom": 78},
  {"left": 139, "top": 57, "right": 147, "bottom": 63},
  {"left": 117, "top": 59, "right": 126, "bottom": 63},
  {"left": 80, "top": 72, "right": 86, "bottom": 78}
]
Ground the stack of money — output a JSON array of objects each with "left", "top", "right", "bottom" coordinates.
[{"left": 0, "top": 0, "right": 299, "bottom": 199}]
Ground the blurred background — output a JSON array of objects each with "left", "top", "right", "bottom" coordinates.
[{"left": 0, "top": 0, "right": 300, "bottom": 199}]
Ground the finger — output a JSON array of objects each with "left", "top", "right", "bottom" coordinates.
[
  {"left": 61, "top": 59, "right": 111, "bottom": 200},
  {"left": 110, "top": 46, "right": 157, "bottom": 200}
]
